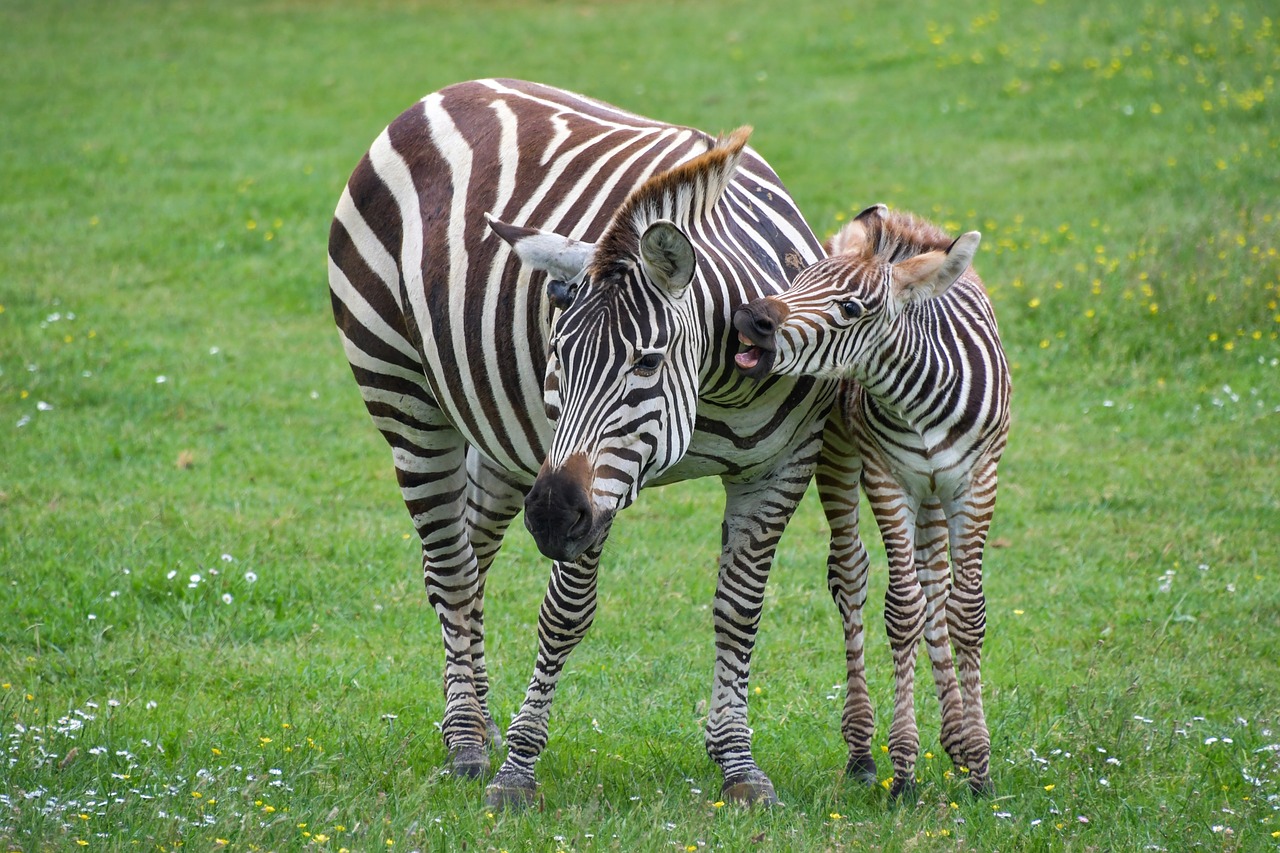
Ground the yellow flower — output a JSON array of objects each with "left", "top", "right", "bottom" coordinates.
[
  {"left": 1028, "top": 297, "right": 1041, "bottom": 308},
  {"left": 830, "top": 811, "right": 842, "bottom": 819},
  {"left": 314, "top": 835, "right": 329, "bottom": 844},
  {"left": 713, "top": 801, "right": 725, "bottom": 808},
  {"left": 1044, "top": 784, "right": 1055, "bottom": 791},
  {"left": 76, "top": 842, "right": 89, "bottom": 848},
  {"left": 211, "top": 748, "right": 222, "bottom": 756}
]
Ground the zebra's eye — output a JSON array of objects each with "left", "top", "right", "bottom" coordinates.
[
  {"left": 838, "top": 300, "right": 864, "bottom": 319},
  {"left": 633, "top": 351, "right": 665, "bottom": 376}
]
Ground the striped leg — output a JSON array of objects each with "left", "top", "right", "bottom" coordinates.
[
  {"left": 356, "top": 381, "right": 487, "bottom": 775},
  {"left": 711, "top": 459, "right": 815, "bottom": 805},
  {"left": 484, "top": 543, "right": 605, "bottom": 808},
  {"left": 866, "top": 462, "right": 926, "bottom": 799},
  {"left": 945, "top": 460, "right": 998, "bottom": 794},
  {"left": 915, "top": 500, "right": 966, "bottom": 773},
  {"left": 815, "top": 410, "right": 876, "bottom": 786},
  {"left": 463, "top": 449, "right": 531, "bottom": 754}
]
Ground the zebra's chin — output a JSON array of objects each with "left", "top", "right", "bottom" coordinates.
[{"left": 524, "top": 510, "right": 613, "bottom": 564}]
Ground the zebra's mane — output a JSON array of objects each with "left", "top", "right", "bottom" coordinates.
[
  {"left": 829, "top": 207, "right": 957, "bottom": 265},
  {"left": 590, "top": 126, "right": 752, "bottom": 283}
]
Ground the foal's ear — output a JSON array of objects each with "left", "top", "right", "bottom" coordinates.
[
  {"left": 891, "top": 231, "right": 981, "bottom": 306},
  {"left": 825, "top": 203, "right": 887, "bottom": 257},
  {"left": 486, "top": 212, "right": 595, "bottom": 282}
]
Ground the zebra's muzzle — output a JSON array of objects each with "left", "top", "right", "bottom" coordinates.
[
  {"left": 524, "top": 457, "right": 611, "bottom": 563},
  {"left": 732, "top": 301, "right": 783, "bottom": 379}
]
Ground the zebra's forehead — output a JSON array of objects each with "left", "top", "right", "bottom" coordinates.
[
  {"left": 790, "top": 256, "right": 886, "bottom": 297},
  {"left": 554, "top": 279, "right": 671, "bottom": 347}
]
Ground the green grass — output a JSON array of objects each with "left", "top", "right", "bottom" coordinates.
[{"left": 2, "top": 0, "right": 1277, "bottom": 850}]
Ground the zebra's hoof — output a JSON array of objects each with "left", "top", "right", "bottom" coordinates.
[
  {"left": 845, "top": 753, "right": 878, "bottom": 787},
  {"left": 968, "top": 775, "right": 994, "bottom": 797},
  {"left": 484, "top": 775, "right": 538, "bottom": 810},
  {"left": 449, "top": 745, "right": 490, "bottom": 780},
  {"left": 721, "top": 771, "right": 778, "bottom": 807},
  {"left": 888, "top": 776, "right": 917, "bottom": 802}
]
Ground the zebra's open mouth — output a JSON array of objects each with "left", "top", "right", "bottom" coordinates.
[
  {"left": 734, "top": 340, "right": 765, "bottom": 371},
  {"left": 733, "top": 329, "right": 775, "bottom": 379}
]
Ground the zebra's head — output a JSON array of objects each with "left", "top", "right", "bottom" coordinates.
[
  {"left": 733, "top": 204, "right": 981, "bottom": 383},
  {"left": 490, "top": 130, "right": 752, "bottom": 562}
]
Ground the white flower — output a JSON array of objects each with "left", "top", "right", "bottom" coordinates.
[
  {"left": 244, "top": 571, "right": 258, "bottom": 583},
  {"left": 156, "top": 375, "right": 167, "bottom": 384},
  {"left": 221, "top": 553, "right": 234, "bottom": 562},
  {"left": 36, "top": 401, "right": 53, "bottom": 411},
  {"left": 189, "top": 574, "right": 201, "bottom": 584},
  {"left": 167, "top": 570, "right": 177, "bottom": 580},
  {"left": 222, "top": 593, "right": 233, "bottom": 605}
]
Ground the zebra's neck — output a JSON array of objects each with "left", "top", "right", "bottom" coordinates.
[{"left": 853, "top": 292, "right": 972, "bottom": 430}]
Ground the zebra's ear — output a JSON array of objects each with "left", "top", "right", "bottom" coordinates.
[
  {"left": 825, "top": 204, "right": 887, "bottom": 257},
  {"left": 891, "top": 231, "right": 981, "bottom": 307},
  {"left": 639, "top": 220, "right": 696, "bottom": 296},
  {"left": 486, "top": 212, "right": 595, "bottom": 282}
]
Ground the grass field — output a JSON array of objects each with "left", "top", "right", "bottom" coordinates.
[{"left": 2, "top": 0, "right": 1277, "bottom": 850}]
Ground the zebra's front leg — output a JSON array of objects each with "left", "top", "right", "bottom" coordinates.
[
  {"left": 870, "top": 476, "right": 925, "bottom": 800},
  {"left": 915, "top": 500, "right": 966, "bottom": 774},
  {"left": 484, "top": 547, "right": 603, "bottom": 809},
  {"left": 710, "top": 473, "right": 811, "bottom": 806}
]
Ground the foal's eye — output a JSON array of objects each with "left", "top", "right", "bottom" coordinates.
[
  {"left": 634, "top": 352, "right": 665, "bottom": 376},
  {"left": 839, "top": 300, "right": 864, "bottom": 319}
]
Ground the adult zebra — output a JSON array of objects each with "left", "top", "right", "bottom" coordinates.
[
  {"left": 734, "top": 204, "right": 1011, "bottom": 796},
  {"left": 328, "top": 79, "right": 862, "bottom": 807}
]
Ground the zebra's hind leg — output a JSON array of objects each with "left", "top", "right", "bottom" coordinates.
[
  {"left": 484, "top": 545, "right": 606, "bottom": 809},
  {"left": 816, "top": 409, "right": 877, "bottom": 787},
  {"left": 392, "top": 436, "right": 490, "bottom": 779},
  {"left": 945, "top": 462, "right": 998, "bottom": 796},
  {"left": 463, "top": 450, "right": 532, "bottom": 756},
  {"left": 915, "top": 500, "right": 966, "bottom": 775},
  {"left": 708, "top": 467, "right": 814, "bottom": 807}
]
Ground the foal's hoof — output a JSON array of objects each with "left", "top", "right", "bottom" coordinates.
[
  {"left": 721, "top": 771, "right": 778, "bottom": 807},
  {"left": 483, "top": 773, "right": 538, "bottom": 810},
  {"left": 888, "top": 776, "right": 917, "bottom": 802},
  {"left": 968, "top": 775, "right": 994, "bottom": 797},
  {"left": 449, "top": 745, "right": 490, "bottom": 780},
  {"left": 845, "top": 753, "right": 878, "bottom": 787}
]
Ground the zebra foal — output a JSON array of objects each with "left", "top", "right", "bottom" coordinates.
[
  {"left": 329, "top": 79, "right": 857, "bottom": 807},
  {"left": 734, "top": 204, "right": 1011, "bottom": 796}
]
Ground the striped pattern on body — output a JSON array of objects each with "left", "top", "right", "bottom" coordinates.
[
  {"left": 734, "top": 204, "right": 1011, "bottom": 796},
  {"left": 329, "top": 79, "right": 849, "bottom": 804}
]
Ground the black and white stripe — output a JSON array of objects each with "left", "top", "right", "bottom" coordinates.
[
  {"left": 329, "top": 79, "right": 850, "bottom": 806},
  {"left": 734, "top": 203, "right": 1011, "bottom": 796}
]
